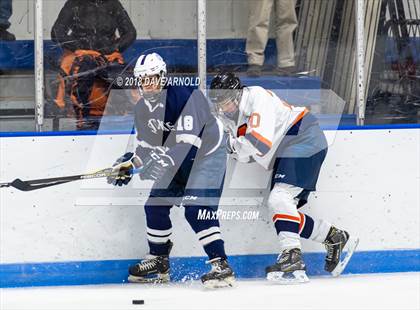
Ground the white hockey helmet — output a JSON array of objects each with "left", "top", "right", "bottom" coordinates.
[
  {"left": 134, "top": 52, "right": 167, "bottom": 79},
  {"left": 133, "top": 53, "right": 167, "bottom": 102}
]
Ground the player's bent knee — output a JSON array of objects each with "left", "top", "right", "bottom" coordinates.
[
  {"left": 184, "top": 206, "right": 211, "bottom": 222},
  {"left": 145, "top": 204, "right": 170, "bottom": 220},
  {"left": 184, "top": 206, "right": 197, "bottom": 222},
  {"left": 184, "top": 206, "right": 219, "bottom": 230},
  {"left": 268, "top": 183, "right": 302, "bottom": 212},
  {"left": 268, "top": 184, "right": 292, "bottom": 209}
]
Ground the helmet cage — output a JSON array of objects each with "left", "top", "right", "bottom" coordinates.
[{"left": 211, "top": 89, "right": 242, "bottom": 121}]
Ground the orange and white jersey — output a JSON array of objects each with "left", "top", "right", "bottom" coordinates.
[{"left": 231, "top": 86, "right": 308, "bottom": 169}]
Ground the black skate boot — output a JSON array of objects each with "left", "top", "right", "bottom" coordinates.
[
  {"left": 323, "top": 226, "right": 359, "bottom": 277},
  {"left": 266, "top": 248, "right": 309, "bottom": 284},
  {"left": 128, "top": 241, "right": 172, "bottom": 283},
  {"left": 201, "top": 257, "right": 235, "bottom": 288}
]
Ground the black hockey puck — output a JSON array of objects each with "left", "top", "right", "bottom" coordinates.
[{"left": 132, "top": 299, "right": 144, "bottom": 305}]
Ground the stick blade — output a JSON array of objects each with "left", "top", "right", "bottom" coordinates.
[
  {"left": 10, "top": 178, "right": 72, "bottom": 191},
  {"left": 10, "top": 179, "right": 32, "bottom": 191}
]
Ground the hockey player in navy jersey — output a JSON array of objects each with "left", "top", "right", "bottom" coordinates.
[
  {"left": 107, "top": 53, "right": 234, "bottom": 288},
  {"left": 209, "top": 72, "right": 358, "bottom": 284}
]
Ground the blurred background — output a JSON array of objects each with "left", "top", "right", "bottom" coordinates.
[{"left": 0, "top": 0, "right": 418, "bottom": 132}]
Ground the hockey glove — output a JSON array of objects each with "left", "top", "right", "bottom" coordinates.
[
  {"left": 140, "top": 148, "right": 175, "bottom": 181},
  {"left": 226, "top": 134, "right": 237, "bottom": 154},
  {"left": 107, "top": 152, "right": 141, "bottom": 186},
  {"left": 227, "top": 135, "right": 256, "bottom": 163}
]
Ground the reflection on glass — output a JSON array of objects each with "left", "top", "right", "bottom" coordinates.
[
  {"left": 1, "top": 0, "right": 418, "bottom": 134},
  {"left": 0, "top": 0, "right": 35, "bottom": 132},
  {"left": 46, "top": 0, "right": 136, "bottom": 130},
  {"left": 366, "top": 0, "right": 419, "bottom": 124}
]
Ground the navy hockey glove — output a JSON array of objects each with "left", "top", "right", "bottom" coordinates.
[
  {"left": 140, "top": 148, "right": 175, "bottom": 181},
  {"left": 107, "top": 152, "right": 141, "bottom": 186}
]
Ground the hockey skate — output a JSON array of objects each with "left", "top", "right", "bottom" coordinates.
[
  {"left": 266, "top": 248, "right": 309, "bottom": 284},
  {"left": 128, "top": 254, "right": 170, "bottom": 283},
  {"left": 201, "top": 257, "right": 235, "bottom": 289},
  {"left": 128, "top": 241, "right": 173, "bottom": 284},
  {"left": 323, "top": 226, "right": 359, "bottom": 277}
]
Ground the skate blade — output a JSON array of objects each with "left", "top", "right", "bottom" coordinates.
[
  {"left": 331, "top": 236, "right": 360, "bottom": 277},
  {"left": 266, "top": 270, "right": 309, "bottom": 284},
  {"left": 128, "top": 273, "right": 170, "bottom": 284},
  {"left": 202, "top": 276, "right": 236, "bottom": 289}
]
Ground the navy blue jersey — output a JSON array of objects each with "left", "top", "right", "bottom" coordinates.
[{"left": 134, "top": 85, "right": 223, "bottom": 166}]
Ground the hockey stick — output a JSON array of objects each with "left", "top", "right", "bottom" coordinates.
[{"left": 0, "top": 167, "right": 142, "bottom": 192}]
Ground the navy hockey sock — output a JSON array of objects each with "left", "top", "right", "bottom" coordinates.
[
  {"left": 184, "top": 205, "right": 227, "bottom": 260},
  {"left": 203, "top": 239, "right": 227, "bottom": 260}
]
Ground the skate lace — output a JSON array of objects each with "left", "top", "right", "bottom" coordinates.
[
  {"left": 325, "top": 241, "right": 339, "bottom": 260},
  {"left": 136, "top": 256, "right": 158, "bottom": 271},
  {"left": 277, "top": 250, "right": 291, "bottom": 263},
  {"left": 206, "top": 258, "right": 223, "bottom": 273},
  {"left": 211, "top": 263, "right": 223, "bottom": 273}
]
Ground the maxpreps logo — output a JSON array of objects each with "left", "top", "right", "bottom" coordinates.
[{"left": 197, "top": 209, "right": 260, "bottom": 221}]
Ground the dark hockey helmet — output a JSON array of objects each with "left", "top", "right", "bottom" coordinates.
[{"left": 209, "top": 72, "right": 242, "bottom": 107}]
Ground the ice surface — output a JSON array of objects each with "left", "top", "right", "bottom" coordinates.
[{"left": 1, "top": 273, "right": 419, "bottom": 310}]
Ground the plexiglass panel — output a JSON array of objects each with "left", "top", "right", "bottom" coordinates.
[{"left": 0, "top": 0, "right": 36, "bottom": 131}]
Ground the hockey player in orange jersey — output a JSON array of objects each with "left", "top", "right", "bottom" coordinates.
[{"left": 209, "top": 72, "right": 359, "bottom": 284}]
